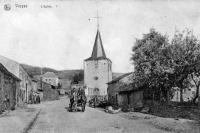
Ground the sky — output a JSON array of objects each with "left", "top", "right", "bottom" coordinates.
[{"left": 0, "top": 0, "right": 200, "bottom": 73}]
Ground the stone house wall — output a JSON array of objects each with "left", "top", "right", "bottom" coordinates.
[
  {"left": 118, "top": 91, "right": 143, "bottom": 108},
  {"left": 18, "top": 66, "right": 32, "bottom": 104},
  {"left": 107, "top": 82, "right": 120, "bottom": 106},
  {"left": 43, "top": 82, "right": 59, "bottom": 101},
  {"left": 0, "top": 70, "right": 20, "bottom": 113},
  {"left": 107, "top": 72, "right": 143, "bottom": 109},
  {"left": 36, "top": 80, "right": 59, "bottom": 101},
  {"left": 0, "top": 55, "right": 32, "bottom": 106}
]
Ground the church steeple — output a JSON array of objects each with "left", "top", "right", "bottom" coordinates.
[
  {"left": 85, "top": 11, "right": 111, "bottom": 62},
  {"left": 91, "top": 30, "right": 106, "bottom": 58}
]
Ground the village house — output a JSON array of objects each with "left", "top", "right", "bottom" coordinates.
[
  {"left": 59, "top": 79, "right": 71, "bottom": 94},
  {"left": 0, "top": 55, "right": 32, "bottom": 106},
  {"left": 36, "top": 79, "right": 59, "bottom": 101},
  {"left": 107, "top": 73, "right": 143, "bottom": 110},
  {"left": 0, "top": 63, "right": 21, "bottom": 113},
  {"left": 19, "top": 65, "right": 33, "bottom": 104},
  {"left": 31, "top": 79, "right": 38, "bottom": 92},
  {"left": 42, "top": 72, "right": 59, "bottom": 87}
]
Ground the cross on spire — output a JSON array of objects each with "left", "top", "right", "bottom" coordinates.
[{"left": 93, "top": 11, "right": 102, "bottom": 30}]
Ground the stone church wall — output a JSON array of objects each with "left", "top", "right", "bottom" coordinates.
[{"left": 84, "top": 59, "right": 112, "bottom": 96}]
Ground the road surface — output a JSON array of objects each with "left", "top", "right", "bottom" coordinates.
[{"left": 29, "top": 96, "right": 171, "bottom": 133}]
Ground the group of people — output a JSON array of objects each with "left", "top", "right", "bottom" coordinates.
[
  {"left": 69, "top": 87, "right": 87, "bottom": 112},
  {"left": 29, "top": 93, "right": 40, "bottom": 104}
]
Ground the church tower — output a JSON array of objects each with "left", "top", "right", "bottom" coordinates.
[{"left": 84, "top": 29, "right": 112, "bottom": 99}]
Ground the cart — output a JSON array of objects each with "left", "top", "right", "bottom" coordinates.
[{"left": 68, "top": 87, "right": 86, "bottom": 112}]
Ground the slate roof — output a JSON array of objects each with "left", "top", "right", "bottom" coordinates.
[
  {"left": 0, "top": 63, "right": 21, "bottom": 81},
  {"left": 107, "top": 72, "right": 144, "bottom": 93},
  {"left": 107, "top": 72, "right": 132, "bottom": 84},
  {"left": 85, "top": 30, "right": 111, "bottom": 62}
]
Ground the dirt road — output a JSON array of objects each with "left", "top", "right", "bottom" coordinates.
[{"left": 29, "top": 96, "right": 172, "bottom": 133}]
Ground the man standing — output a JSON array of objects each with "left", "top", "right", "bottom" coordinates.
[{"left": 69, "top": 88, "right": 75, "bottom": 111}]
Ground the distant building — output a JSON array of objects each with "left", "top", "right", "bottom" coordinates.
[
  {"left": 36, "top": 80, "right": 59, "bottom": 101},
  {"left": 42, "top": 72, "right": 59, "bottom": 86},
  {"left": 107, "top": 73, "right": 143, "bottom": 109},
  {"left": 0, "top": 63, "right": 21, "bottom": 112},
  {"left": 31, "top": 79, "right": 38, "bottom": 92},
  {"left": 59, "top": 78, "right": 71, "bottom": 94},
  {"left": 0, "top": 55, "right": 32, "bottom": 105},
  {"left": 84, "top": 29, "right": 112, "bottom": 99},
  {"left": 59, "top": 79, "right": 71, "bottom": 90}
]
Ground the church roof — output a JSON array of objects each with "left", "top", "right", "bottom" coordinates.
[{"left": 85, "top": 30, "right": 111, "bottom": 62}]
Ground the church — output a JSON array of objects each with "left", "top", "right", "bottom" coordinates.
[{"left": 84, "top": 29, "right": 112, "bottom": 99}]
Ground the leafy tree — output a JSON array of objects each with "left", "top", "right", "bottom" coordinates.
[
  {"left": 189, "top": 70, "right": 200, "bottom": 104},
  {"left": 131, "top": 28, "right": 200, "bottom": 103},
  {"left": 169, "top": 30, "right": 200, "bottom": 102},
  {"left": 131, "top": 28, "right": 172, "bottom": 101},
  {"left": 72, "top": 71, "right": 84, "bottom": 84}
]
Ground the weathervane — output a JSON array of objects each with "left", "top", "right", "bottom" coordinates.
[{"left": 89, "top": 11, "right": 102, "bottom": 30}]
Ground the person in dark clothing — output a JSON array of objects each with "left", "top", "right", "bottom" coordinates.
[
  {"left": 36, "top": 95, "right": 40, "bottom": 104},
  {"left": 37, "top": 95, "right": 40, "bottom": 104},
  {"left": 69, "top": 89, "right": 75, "bottom": 111}
]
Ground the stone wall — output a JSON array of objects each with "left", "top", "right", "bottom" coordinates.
[
  {"left": 43, "top": 83, "right": 59, "bottom": 101},
  {"left": 118, "top": 91, "right": 143, "bottom": 108},
  {"left": 0, "top": 55, "right": 32, "bottom": 106},
  {"left": 107, "top": 82, "right": 120, "bottom": 106},
  {"left": 37, "top": 80, "right": 59, "bottom": 101},
  {"left": 18, "top": 66, "right": 32, "bottom": 104},
  {"left": 0, "top": 71, "right": 20, "bottom": 113},
  {"left": 108, "top": 81, "right": 143, "bottom": 109}
]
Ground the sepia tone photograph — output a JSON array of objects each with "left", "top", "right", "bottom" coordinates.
[{"left": 0, "top": 0, "right": 200, "bottom": 133}]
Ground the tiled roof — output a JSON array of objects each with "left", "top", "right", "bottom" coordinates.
[{"left": 42, "top": 72, "right": 58, "bottom": 78}]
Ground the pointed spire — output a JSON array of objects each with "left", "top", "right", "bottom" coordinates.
[{"left": 91, "top": 30, "right": 106, "bottom": 58}]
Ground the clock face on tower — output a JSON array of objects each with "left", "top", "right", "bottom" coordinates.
[{"left": 94, "top": 76, "right": 98, "bottom": 80}]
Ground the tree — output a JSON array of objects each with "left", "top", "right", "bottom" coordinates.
[
  {"left": 131, "top": 28, "right": 200, "bottom": 103},
  {"left": 72, "top": 71, "right": 84, "bottom": 84},
  {"left": 169, "top": 30, "right": 200, "bottom": 102},
  {"left": 131, "top": 28, "right": 172, "bottom": 101}
]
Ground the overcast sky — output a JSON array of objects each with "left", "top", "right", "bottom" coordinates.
[{"left": 0, "top": 0, "right": 200, "bottom": 73}]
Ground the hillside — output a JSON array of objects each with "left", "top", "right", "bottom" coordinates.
[
  {"left": 21, "top": 64, "right": 124, "bottom": 80},
  {"left": 21, "top": 64, "right": 58, "bottom": 76},
  {"left": 57, "top": 69, "right": 83, "bottom": 79}
]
